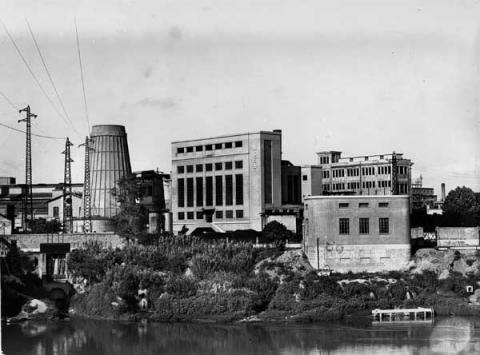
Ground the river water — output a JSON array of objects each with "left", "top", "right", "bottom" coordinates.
[{"left": 3, "top": 316, "right": 480, "bottom": 354}]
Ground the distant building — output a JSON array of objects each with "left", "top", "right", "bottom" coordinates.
[
  {"left": 411, "top": 176, "right": 437, "bottom": 211},
  {"left": 316, "top": 151, "right": 413, "bottom": 196},
  {"left": 303, "top": 195, "right": 411, "bottom": 273},
  {"left": 301, "top": 165, "right": 323, "bottom": 202},
  {"left": 0, "top": 179, "right": 83, "bottom": 231},
  {"left": 171, "top": 130, "right": 302, "bottom": 233}
]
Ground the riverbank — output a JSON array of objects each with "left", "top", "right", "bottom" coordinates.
[{"left": 65, "top": 238, "right": 480, "bottom": 323}]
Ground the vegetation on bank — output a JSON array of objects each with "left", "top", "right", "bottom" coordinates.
[{"left": 68, "top": 237, "right": 480, "bottom": 322}]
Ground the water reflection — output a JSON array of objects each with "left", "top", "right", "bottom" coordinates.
[{"left": 4, "top": 317, "right": 480, "bottom": 355}]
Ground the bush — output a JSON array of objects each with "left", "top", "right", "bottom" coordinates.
[
  {"left": 165, "top": 276, "right": 197, "bottom": 298},
  {"left": 246, "top": 273, "right": 279, "bottom": 312}
]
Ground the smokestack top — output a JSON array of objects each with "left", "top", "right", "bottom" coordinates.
[
  {"left": 91, "top": 125, "right": 126, "bottom": 137},
  {"left": 441, "top": 183, "right": 446, "bottom": 201}
]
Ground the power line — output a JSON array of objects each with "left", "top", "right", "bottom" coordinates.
[
  {"left": 75, "top": 19, "right": 91, "bottom": 133},
  {"left": 0, "top": 89, "right": 18, "bottom": 111},
  {"left": 0, "top": 19, "right": 75, "bottom": 134},
  {"left": 25, "top": 20, "right": 81, "bottom": 137},
  {"left": 0, "top": 121, "right": 65, "bottom": 140}
]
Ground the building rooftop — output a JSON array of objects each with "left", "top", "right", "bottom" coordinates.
[
  {"left": 305, "top": 194, "right": 410, "bottom": 200},
  {"left": 171, "top": 130, "right": 282, "bottom": 144}
]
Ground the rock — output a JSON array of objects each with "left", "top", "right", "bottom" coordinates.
[
  {"left": 439, "top": 270, "right": 450, "bottom": 280},
  {"left": 254, "top": 250, "right": 314, "bottom": 280},
  {"left": 8, "top": 299, "right": 56, "bottom": 322},
  {"left": 469, "top": 289, "right": 480, "bottom": 305}
]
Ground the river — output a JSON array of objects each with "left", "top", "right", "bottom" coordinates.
[{"left": 3, "top": 316, "right": 480, "bottom": 354}]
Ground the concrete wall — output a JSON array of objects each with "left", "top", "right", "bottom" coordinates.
[
  {"left": 436, "top": 227, "right": 480, "bottom": 247},
  {"left": 304, "top": 195, "right": 411, "bottom": 273},
  {"left": 301, "top": 166, "right": 323, "bottom": 202},
  {"left": 4, "top": 232, "right": 124, "bottom": 252}
]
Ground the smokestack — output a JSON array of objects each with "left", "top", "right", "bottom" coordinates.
[
  {"left": 441, "top": 183, "right": 446, "bottom": 202},
  {"left": 89, "top": 125, "right": 132, "bottom": 219}
]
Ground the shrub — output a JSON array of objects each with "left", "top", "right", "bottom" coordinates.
[
  {"left": 165, "top": 276, "right": 197, "bottom": 298},
  {"left": 246, "top": 273, "right": 279, "bottom": 312}
]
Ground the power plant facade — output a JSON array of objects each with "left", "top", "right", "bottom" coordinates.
[{"left": 89, "top": 125, "right": 132, "bottom": 220}]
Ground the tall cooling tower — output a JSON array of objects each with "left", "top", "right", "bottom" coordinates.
[{"left": 89, "top": 125, "right": 132, "bottom": 219}]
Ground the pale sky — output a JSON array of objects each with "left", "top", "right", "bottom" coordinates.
[{"left": 0, "top": 0, "right": 479, "bottom": 196}]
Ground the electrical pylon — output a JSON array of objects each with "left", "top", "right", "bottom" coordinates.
[
  {"left": 18, "top": 105, "right": 36, "bottom": 231},
  {"left": 79, "top": 136, "right": 93, "bottom": 233},
  {"left": 62, "top": 137, "right": 74, "bottom": 233}
]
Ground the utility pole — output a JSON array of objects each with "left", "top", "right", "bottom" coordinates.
[
  {"left": 62, "top": 138, "right": 74, "bottom": 233},
  {"left": 18, "top": 105, "right": 36, "bottom": 231},
  {"left": 79, "top": 136, "right": 93, "bottom": 233}
]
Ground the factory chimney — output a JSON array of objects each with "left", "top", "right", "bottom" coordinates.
[{"left": 441, "top": 183, "right": 446, "bottom": 202}]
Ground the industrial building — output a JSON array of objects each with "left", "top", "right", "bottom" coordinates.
[
  {"left": 303, "top": 195, "right": 411, "bottom": 273},
  {"left": 88, "top": 125, "right": 132, "bottom": 230},
  {"left": 171, "top": 130, "right": 303, "bottom": 233},
  {"left": 0, "top": 177, "right": 83, "bottom": 232},
  {"left": 316, "top": 151, "right": 412, "bottom": 196}
]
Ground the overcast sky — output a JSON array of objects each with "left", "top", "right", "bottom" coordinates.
[{"left": 1, "top": 0, "right": 479, "bottom": 195}]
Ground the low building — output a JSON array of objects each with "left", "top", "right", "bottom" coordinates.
[
  {"left": 303, "top": 195, "right": 411, "bottom": 273},
  {"left": 411, "top": 176, "right": 437, "bottom": 211}
]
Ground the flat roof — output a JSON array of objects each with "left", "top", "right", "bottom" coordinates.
[{"left": 171, "top": 130, "right": 281, "bottom": 144}]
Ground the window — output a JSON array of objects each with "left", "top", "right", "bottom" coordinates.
[
  {"left": 339, "top": 218, "right": 350, "bottom": 234},
  {"left": 225, "top": 175, "right": 233, "bottom": 205},
  {"left": 225, "top": 142, "right": 233, "bottom": 149},
  {"left": 186, "top": 146, "right": 194, "bottom": 153},
  {"left": 196, "top": 164, "right": 203, "bottom": 172},
  {"left": 379, "top": 218, "right": 389, "bottom": 234},
  {"left": 206, "top": 163, "right": 213, "bottom": 172},
  {"left": 264, "top": 140, "right": 272, "bottom": 204},
  {"left": 215, "top": 210, "right": 223, "bottom": 219},
  {"left": 186, "top": 178, "right": 194, "bottom": 207},
  {"left": 359, "top": 203, "right": 369, "bottom": 208},
  {"left": 196, "top": 145, "right": 203, "bottom": 152},
  {"left": 215, "top": 176, "right": 223, "bottom": 205},
  {"left": 215, "top": 162, "right": 223, "bottom": 171},
  {"left": 235, "top": 161, "right": 243, "bottom": 169},
  {"left": 178, "top": 178, "right": 184, "bottom": 207},
  {"left": 178, "top": 212, "right": 185, "bottom": 220},
  {"left": 225, "top": 162, "right": 233, "bottom": 170},
  {"left": 177, "top": 147, "right": 184, "bottom": 154},
  {"left": 303, "top": 175, "right": 308, "bottom": 181},
  {"left": 177, "top": 166, "right": 184, "bottom": 174},
  {"left": 196, "top": 211, "right": 203, "bottom": 219},
  {"left": 339, "top": 203, "right": 349, "bottom": 208},
  {"left": 379, "top": 202, "right": 389, "bottom": 208},
  {"left": 359, "top": 218, "right": 369, "bottom": 234},
  {"left": 205, "top": 144, "right": 213, "bottom": 151},
  {"left": 186, "top": 165, "right": 194, "bottom": 173},
  {"left": 53, "top": 206, "right": 59, "bottom": 217},
  {"left": 215, "top": 143, "right": 222, "bottom": 149},
  {"left": 206, "top": 177, "right": 213, "bottom": 205},
  {"left": 235, "top": 141, "right": 243, "bottom": 148},
  {"left": 235, "top": 174, "right": 243, "bottom": 205},
  {"left": 187, "top": 211, "right": 194, "bottom": 220},
  {"left": 226, "top": 210, "right": 233, "bottom": 219},
  {"left": 196, "top": 177, "right": 203, "bottom": 207},
  {"left": 236, "top": 210, "right": 244, "bottom": 218}
]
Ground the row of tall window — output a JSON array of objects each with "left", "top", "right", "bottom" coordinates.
[
  {"left": 178, "top": 210, "right": 244, "bottom": 220},
  {"left": 177, "top": 174, "right": 244, "bottom": 208},
  {"left": 177, "top": 161, "right": 243, "bottom": 174},
  {"left": 339, "top": 217, "right": 390, "bottom": 235},
  {"left": 322, "top": 170, "right": 330, "bottom": 178},
  {"left": 319, "top": 156, "right": 330, "bottom": 164},
  {"left": 333, "top": 169, "right": 345, "bottom": 178},
  {"left": 347, "top": 168, "right": 360, "bottom": 177},
  {"left": 177, "top": 140, "right": 243, "bottom": 154}
]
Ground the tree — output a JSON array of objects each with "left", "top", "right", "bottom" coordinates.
[
  {"left": 442, "top": 186, "right": 480, "bottom": 226},
  {"left": 111, "top": 175, "right": 149, "bottom": 244},
  {"left": 28, "top": 218, "right": 62, "bottom": 234},
  {"left": 262, "top": 221, "right": 293, "bottom": 250}
]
